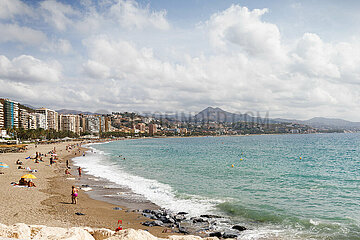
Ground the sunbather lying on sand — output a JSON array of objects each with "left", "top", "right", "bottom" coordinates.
[{"left": 19, "top": 178, "right": 28, "bottom": 186}]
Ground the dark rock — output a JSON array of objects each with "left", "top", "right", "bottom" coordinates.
[
  {"left": 159, "top": 216, "right": 175, "bottom": 224},
  {"left": 191, "top": 217, "right": 207, "bottom": 223},
  {"left": 177, "top": 212, "right": 188, "bottom": 215},
  {"left": 142, "top": 220, "right": 163, "bottom": 227},
  {"left": 142, "top": 213, "right": 157, "bottom": 219},
  {"left": 232, "top": 225, "right": 247, "bottom": 231},
  {"left": 151, "top": 210, "right": 162, "bottom": 215},
  {"left": 113, "top": 207, "right": 122, "bottom": 210},
  {"left": 143, "top": 209, "right": 152, "bottom": 213},
  {"left": 75, "top": 212, "right": 85, "bottom": 216},
  {"left": 200, "top": 214, "right": 223, "bottom": 218},
  {"left": 223, "top": 231, "right": 239, "bottom": 238},
  {"left": 209, "top": 232, "right": 222, "bottom": 238}
]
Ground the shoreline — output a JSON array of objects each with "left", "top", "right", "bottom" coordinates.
[{"left": 0, "top": 141, "right": 181, "bottom": 238}]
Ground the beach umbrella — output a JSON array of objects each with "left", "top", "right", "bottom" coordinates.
[{"left": 21, "top": 174, "right": 37, "bottom": 179}]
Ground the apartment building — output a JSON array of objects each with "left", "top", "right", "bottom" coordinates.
[{"left": 36, "top": 108, "right": 58, "bottom": 130}]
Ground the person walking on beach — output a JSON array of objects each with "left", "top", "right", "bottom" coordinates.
[
  {"left": 66, "top": 160, "right": 69, "bottom": 168},
  {"left": 77, "top": 167, "right": 82, "bottom": 177},
  {"left": 71, "top": 186, "right": 78, "bottom": 204}
]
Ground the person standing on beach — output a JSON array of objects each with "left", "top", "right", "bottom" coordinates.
[
  {"left": 71, "top": 186, "right": 78, "bottom": 204},
  {"left": 77, "top": 167, "right": 82, "bottom": 177},
  {"left": 66, "top": 160, "right": 69, "bottom": 168}
]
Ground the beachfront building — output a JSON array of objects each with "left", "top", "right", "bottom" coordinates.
[
  {"left": 3, "top": 99, "right": 19, "bottom": 129},
  {"left": 59, "top": 114, "right": 81, "bottom": 135},
  {"left": 85, "top": 115, "right": 100, "bottom": 134},
  {"left": 136, "top": 123, "right": 146, "bottom": 132},
  {"left": 19, "top": 109, "right": 30, "bottom": 129},
  {"left": 28, "top": 113, "right": 37, "bottom": 130},
  {"left": 104, "top": 116, "right": 112, "bottom": 132},
  {"left": 0, "top": 102, "right": 3, "bottom": 129},
  {"left": 36, "top": 108, "right": 58, "bottom": 131},
  {"left": 35, "top": 113, "right": 47, "bottom": 129},
  {"left": 149, "top": 123, "right": 157, "bottom": 135},
  {"left": 80, "top": 115, "right": 86, "bottom": 133}
]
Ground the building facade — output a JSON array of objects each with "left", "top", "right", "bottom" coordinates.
[
  {"left": 0, "top": 102, "right": 3, "bottom": 129},
  {"left": 36, "top": 108, "right": 58, "bottom": 130},
  {"left": 19, "top": 109, "right": 29, "bottom": 129},
  {"left": 35, "top": 113, "right": 47, "bottom": 129},
  {"left": 149, "top": 123, "right": 157, "bottom": 135},
  {"left": 28, "top": 113, "right": 37, "bottom": 130},
  {"left": 85, "top": 115, "right": 100, "bottom": 134},
  {"left": 3, "top": 99, "right": 19, "bottom": 129},
  {"left": 59, "top": 114, "right": 80, "bottom": 135}
]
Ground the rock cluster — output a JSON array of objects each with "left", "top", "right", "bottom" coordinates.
[{"left": 140, "top": 209, "right": 247, "bottom": 239}]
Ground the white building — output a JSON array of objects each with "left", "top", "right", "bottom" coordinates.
[
  {"left": 36, "top": 108, "right": 58, "bottom": 130},
  {"left": 35, "top": 113, "right": 47, "bottom": 129},
  {"left": 28, "top": 113, "right": 37, "bottom": 130},
  {"left": 85, "top": 116, "right": 100, "bottom": 134}
]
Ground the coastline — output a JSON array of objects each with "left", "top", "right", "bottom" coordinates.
[{"left": 0, "top": 141, "right": 181, "bottom": 238}]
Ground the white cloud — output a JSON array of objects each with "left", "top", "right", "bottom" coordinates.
[
  {"left": 0, "top": 23, "right": 47, "bottom": 45},
  {"left": 2, "top": 2, "right": 360, "bottom": 120},
  {"left": 109, "top": 0, "right": 170, "bottom": 30},
  {"left": 0, "top": 0, "right": 34, "bottom": 19},
  {"left": 207, "top": 5, "right": 284, "bottom": 60},
  {"left": 0, "top": 55, "right": 62, "bottom": 83},
  {"left": 40, "top": 0, "right": 78, "bottom": 31},
  {"left": 83, "top": 60, "right": 110, "bottom": 79}
]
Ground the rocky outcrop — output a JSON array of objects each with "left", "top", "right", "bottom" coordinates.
[{"left": 0, "top": 223, "right": 220, "bottom": 240}]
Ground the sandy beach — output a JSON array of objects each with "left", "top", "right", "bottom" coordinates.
[{"left": 0, "top": 142, "right": 178, "bottom": 238}]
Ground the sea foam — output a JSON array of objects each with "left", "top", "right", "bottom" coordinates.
[{"left": 73, "top": 145, "right": 221, "bottom": 217}]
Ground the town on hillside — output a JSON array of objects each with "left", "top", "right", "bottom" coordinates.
[{"left": 0, "top": 98, "right": 344, "bottom": 143}]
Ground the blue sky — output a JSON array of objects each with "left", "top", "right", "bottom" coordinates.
[{"left": 1, "top": 0, "right": 360, "bottom": 121}]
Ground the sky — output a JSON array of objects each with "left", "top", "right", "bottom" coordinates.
[{"left": 1, "top": 0, "right": 360, "bottom": 121}]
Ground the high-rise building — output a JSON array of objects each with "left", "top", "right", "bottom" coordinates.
[
  {"left": 85, "top": 115, "right": 100, "bottom": 134},
  {"left": 59, "top": 114, "right": 80, "bottom": 135},
  {"left": 149, "top": 123, "right": 157, "bottom": 135},
  {"left": 0, "top": 102, "right": 3, "bottom": 129},
  {"left": 35, "top": 113, "right": 47, "bottom": 129},
  {"left": 28, "top": 113, "right": 37, "bottom": 130},
  {"left": 19, "top": 109, "right": 29, "bottom": 129},
  {"left": 104, "top": 117, "right": 112, "bottom": 132},
  {"left": 80, "top": 115, "right": 86, "bottom": 133},
  {"left": 36, "top": 108, "right": 58, "bottom": 130},
  {"left": 3, "top": 99, "right": 19, "bottom": 129}
]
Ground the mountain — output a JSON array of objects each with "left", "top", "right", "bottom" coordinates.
[
  {"left": 302, "top": 117, "right": 360, "bottom": 130},
  {"left": 194, "top": 107, "right": 276, "bottom": 123},
  {"left": 56, "top": 109, "right": 99, "bottom": 115},
  {"left": 194, "top": 107, "right": 360, "bottom": 130},
  {"left": 22, "top": 104, "right": 38, "bottom": 110}
]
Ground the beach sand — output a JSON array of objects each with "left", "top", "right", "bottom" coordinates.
[{"left": 0, "top": 142, "right": 178, "bottom": 238}]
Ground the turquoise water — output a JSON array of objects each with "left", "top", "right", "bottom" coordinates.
[{"left": 81, "top": 133, "right": 360, "bottom": 239}]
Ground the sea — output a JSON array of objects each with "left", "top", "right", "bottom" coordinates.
[{"left": 72, "top": 133, "right": 360, "bottom": 239}]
